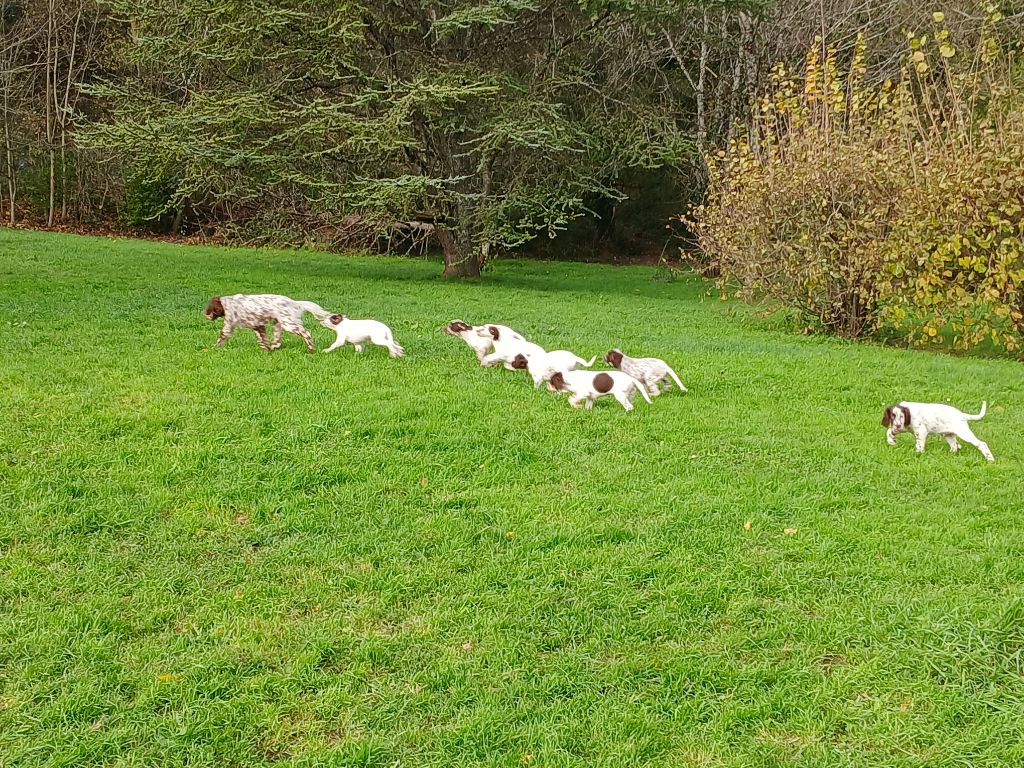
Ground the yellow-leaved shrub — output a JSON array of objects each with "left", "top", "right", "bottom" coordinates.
[{"left": 686, "top": 7, "right": 1024, "bottom": 355}]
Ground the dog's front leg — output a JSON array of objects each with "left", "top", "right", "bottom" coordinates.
[
  {"left": 323, "top": 335, "right": 346, "bottom": 353},
  {"left": 914, "top": 429, "right": 927, "bottom": 453},
  {"left": 886, "top": 428, "right": 897, "bottom": 446},
  {"left": 253, "top": 325, "right": 271, "bottom": 351},
  {"left": 215, "top": 322, "right": 234, "bottom": 347},
  {"left": 481, "top": 352, "right": 501, "bottom": 367}
]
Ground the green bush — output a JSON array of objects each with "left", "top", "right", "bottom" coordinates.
[
  {"left": 121, "top": 171, "right": 178, "bottom": 232},
  {"left": 686, "top": 7, "right": 1024, "bottom": 356}
]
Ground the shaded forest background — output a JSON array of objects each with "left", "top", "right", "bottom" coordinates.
[{"left": 4, "top": 0, "right": 1011, "bottom": 277}]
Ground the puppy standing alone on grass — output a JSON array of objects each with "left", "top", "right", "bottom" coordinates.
[
  {"left": 205, "top": 294, "right": 330, "bottom": 352},
  {"left": 321, "top": 314, "right": 405, "bottom": 358},
  {"left": 882, "top": 401, "right": 994, "bottom": 461}
]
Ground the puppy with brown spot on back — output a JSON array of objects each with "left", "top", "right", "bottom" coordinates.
[
  {"left": 547, "top": 369, "right": 651, "bottom": 411},
  {"left": 603, "top": 348, "right": 687, "bottom": 397}
]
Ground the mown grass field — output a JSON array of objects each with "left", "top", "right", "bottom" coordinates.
[{"left": 2, "top": 228, "right": 1023, "bottom": 767}]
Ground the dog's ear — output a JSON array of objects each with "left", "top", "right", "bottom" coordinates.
[
  {"left": 881, "top": 406, "right": 893, "bottom": 427},
  {"left": 511, "top": 353, "right": 528, "bottom": 370},
  {"left": 488, "top": 326, "right": 500, "bottom": 341},
  {"left": 549, "top": 371, "right": 564, "bottom": 390},
  {"left": 330, "top": 314, "right": 343, "bottom": 324},
  {"left": 900, "top": 406, "right": 912, "bottom": 427}
]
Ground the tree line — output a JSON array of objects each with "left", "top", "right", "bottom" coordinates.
[{"left": 0, "top": 0, "right": 997, "bottom": 277}]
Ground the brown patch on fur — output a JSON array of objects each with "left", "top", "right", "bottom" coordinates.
[
  {"left": 603, "top": 349, "right": 624, "bottom": 368},
  {"left": 511, "top": 353, "right": 529, "bottom": 370},
  {"left": 899, "top": 405, "right": 911, "bottom": 427},
  {"left": 488, "top": 325, "right": 500, "bottom": 341},
  {"left": 204, "top": 296, "right": 224, "bottom": 320},
  {"left": 329, "top": 314, "right": 344, "bottom": 325},
  {"left": 548, "top": 371, "right": 566, "bottom": 391},
  {"left": 593, "top": 372, "right": 614, "bottom": 393},
  {"left": 881, "top": 406, "right": 894, "bottom": 428}
]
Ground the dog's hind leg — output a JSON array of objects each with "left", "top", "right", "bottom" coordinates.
[
  {"left": 283, "top": 322, "right": 314, "bottom": 352},
  {"left": 943, "top": 433, "right": 960, "bottom": 453},
  {"left": 951, "top": 424, "right": 994, "bottom": 461}
]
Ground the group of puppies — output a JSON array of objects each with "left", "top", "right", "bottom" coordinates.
[
  {"left": 442, "top": 320, "right": 687, "bottom": 411},
  {"left": 203, "top": 292, "right": 997, "bottom": 459}
]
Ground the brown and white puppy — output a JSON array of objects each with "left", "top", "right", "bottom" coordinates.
[
  {"left": 442, "top": 320, "right": 524, "bottom": 365},
  {"left": 547, "top": 370, "right": 652, "bottom": 411},
  {"left": 882, "top": 401, "right": 993, "bottom": 461},
  {"left": 511, "top": 350, "right": 597, "bottom": 387},
  {"left": 476, "top": 325, "right": 541, "bottom": 370},
  {"left": 603, "top": 349, "right": 687, "bottom": 397},
  {"left": 322, "top": 314, "right": 404, "bottom": 357},
  {"left": 205, "top": 294, "right": 331, "bottom": 352}
]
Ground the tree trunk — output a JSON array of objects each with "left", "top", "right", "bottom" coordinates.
[
  {"left": 45, "top": 1, "right": 56, "bottom": 227},
  {"left": 437, "top": 225, "right": 481, "bottom": 278},
  {"left": 697, "top": 11, "right": 709, "bottom": 151},
  {"left": 2, "top": 86, "right": 14, "bottom": 226}
]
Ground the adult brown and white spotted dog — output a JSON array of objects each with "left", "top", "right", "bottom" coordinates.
[{"left": 204, "top": 294, "right": 331, "bottom": 352}]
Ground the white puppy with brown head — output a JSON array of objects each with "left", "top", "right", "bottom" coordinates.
[
  {"left": 477, "top": 327, "right": 543, "bottom": 370},
  {"left": 882, "top": 401, "right": 993, "bottom": 461},
  {"left": 547, "top": 370, "right": 652, "bottom": 411},
  {"left": 322, "top": 314, "right": 405, "bottom": 357},
  {"left": 511, "top": 350, "right": 596, "bottom": 387},
  {"left": 442, "top": 320, "right": 519, "bottom": 364}
]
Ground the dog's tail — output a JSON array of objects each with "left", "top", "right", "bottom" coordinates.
[
  {"left": 665, "top": 364, "right": 688, "bottom": 393},
  {"left": 966, "top": 401, "right": 987, "bottom": 420},
  {"left": 581, "top": 356, "right": 597, "bottom": 367},
  {"left": 635, "top": 378, "right": 653, "bottom": 405},
  {"left": 297, "top": 300, "right": 331, "bottom": 320}
]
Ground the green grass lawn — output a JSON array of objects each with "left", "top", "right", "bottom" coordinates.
[{"left": 2, "top": 228, "right": 1024, "bottom": 768}]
